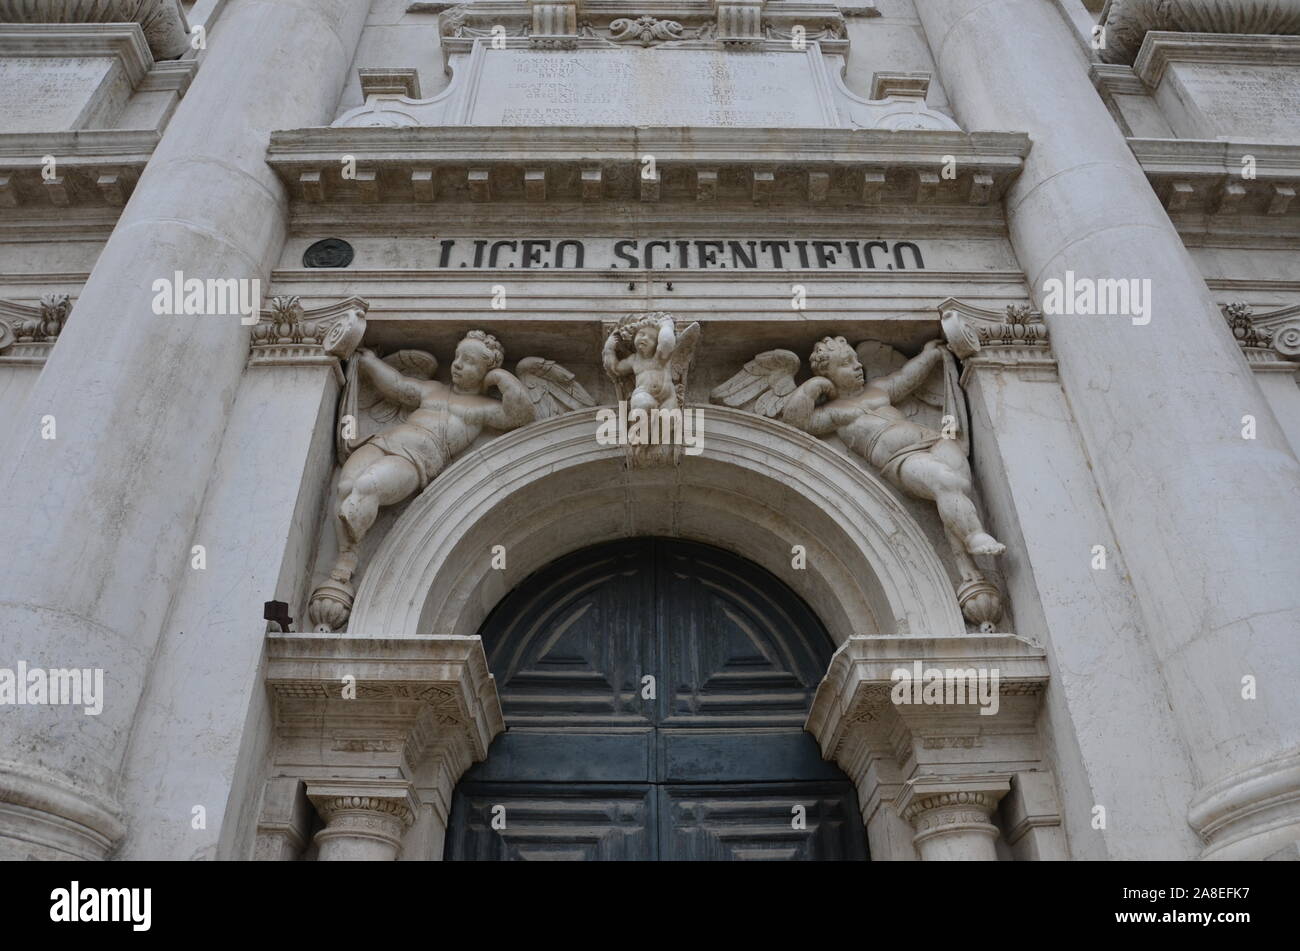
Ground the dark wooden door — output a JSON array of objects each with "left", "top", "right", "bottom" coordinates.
[{"left": 446, "top": 538, "right": 867, "bottom": 861}]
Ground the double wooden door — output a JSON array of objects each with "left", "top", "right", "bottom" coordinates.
[{"left": 446, "top": 538, "right": 867, "bottom": 861}]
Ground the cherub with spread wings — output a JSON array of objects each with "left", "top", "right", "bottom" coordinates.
[
  {"left": 309, "top": 330, "right": 592, "bottom": 631},
  {"left": 712, "top": 335, "right": 1005, "bottom": 564},
  {"left": 603, "top": 312, "right": 701, "bottom": 466}
]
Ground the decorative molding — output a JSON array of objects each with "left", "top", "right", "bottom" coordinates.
[
  {"left": 0, "top": 0, "right": 190, "bottom": 60},
  {"left": 1126, "top": 138, "right": 1300, "bottom": 227},
  {"left": 1221, "top": 301, "right": 1300, "bottom": 371},
  {"left": 246, "top": 296, "right": 369, "bottom": 381},
  {"left": 1098, "top": 0, "right": 1300, "bottom": 65},
  {"left": 0, "top": 294, "right": 72, "bottom": 366},
  {"left": 610, "top": 15, "right": 687, "bottom": 45},
  {"left": 270, "top": 126, "right": 1029, "bottom": 209},
  {"left": 1133, "top": 31, "right": 1300, "bottom": 87}
]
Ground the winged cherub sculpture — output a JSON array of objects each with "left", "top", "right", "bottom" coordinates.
[
  {"left": 603, "top": 312, "right": 701, "bottom": 466},
  {"left": 713, "top": 331, "right": 1005, "bottom": 616},
  {"left": 308, "top": 330, "right": 593, "bottom": 631}
]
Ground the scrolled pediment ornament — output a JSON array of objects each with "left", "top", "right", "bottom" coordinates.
[
  {"left": 711, "top": 310, "right": 1006, "bottom": 631},
  {"left": 1098, "top": 0, "right": 1300, "bottom": 64},
  {"left": 1221, "top": 301, "right": 1300, "bottom": 367}
]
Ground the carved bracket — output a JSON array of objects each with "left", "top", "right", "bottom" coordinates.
[{"left": 1222, "top": 301, "right": 1300, "bottom": 371}]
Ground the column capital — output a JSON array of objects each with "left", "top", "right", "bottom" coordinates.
[
  {"left": 306, "top": 780, "right": 419, "bottom": 861},
  {"left": 896, "top": 775, "right": 1011, "bottom": 858},
  {"left": 0, "top": 294, "right": 72, "bottom": 367},
  {"left": 248, "top": 295, "right": 369, "bottom": 381}
]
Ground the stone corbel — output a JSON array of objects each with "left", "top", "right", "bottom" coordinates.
[
  {"left": 262, "top": 633, "right": 505, "bottom": 861},
  {"left": 1222, "top": 301, "right": 1300, "bottom": 373},
  {"left": 1097, "top": 0, "right": 1300, "bottom": 65},
  {"left": 0, "top": 294, "right": 72, "bottom": 366},
  {"left": 805, "top": 633, "right": 1057, "bottom": 860},
  {"left": 247, "top": 295, "right": 369, "bottom": 383}
]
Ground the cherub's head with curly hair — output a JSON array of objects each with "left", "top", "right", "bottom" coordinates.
[
  {"left": 616, "top": 312, "right": 671, "bottom": 357},
  {"left": 452, "top": 329, "right": 505, "bottom": 391},
  {"left": 810, "top": 336, "right": 865, "bottom": 395}
]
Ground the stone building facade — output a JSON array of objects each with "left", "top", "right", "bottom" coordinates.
[{"left": 0, "top": 0, "right": 1298, "bottom": 861}]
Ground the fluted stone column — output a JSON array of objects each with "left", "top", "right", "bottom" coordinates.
[
  {"left": 0, "top": 0, "right": 371, "bottom": 859},
  {"left": 308, "top": 783, "right": 419, "bottom": 862},
  {"left": 897, "top": 777, "right": 1010, "bottom": 862},
  {"left": 917, "top": 0, "right": 1300, "bottom": 858}
]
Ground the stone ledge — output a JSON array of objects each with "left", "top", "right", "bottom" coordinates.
[{"left": 267, "top": 125, "right": 1029, "bottom": 209}]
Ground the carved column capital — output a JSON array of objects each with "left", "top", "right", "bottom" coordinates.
[
  {"left": 896, "top": 775, "right": 1011, "bottom": 860},
  {"left": 1098, "top": 0, "right": 1300, "bottom": 65},
  {"left": 1221, "top": 301, "right": 1300, "bottom": 372},
  {"left": 247, "top": 295, "right": 369, "bottom": 381},
  {"left": 0, "top": 294, "right": 72, "bottom": 366},
  {"left": 306, "top": 780, "right": 419, "bottom": 861}
]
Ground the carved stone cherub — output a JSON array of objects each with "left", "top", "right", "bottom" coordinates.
[
  {"left": 308, "top": 330, "right": 593, "bottom": 631},
  {"left": 603, "top": 312, "right": 701, "bottom": 466},
  {"left": 713, "top": 332, "right": 1005, "bottom": 565}
]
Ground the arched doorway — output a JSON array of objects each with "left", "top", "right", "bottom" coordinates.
[{"left": 445, "top": 537, "right": 868, "bottom": 860}]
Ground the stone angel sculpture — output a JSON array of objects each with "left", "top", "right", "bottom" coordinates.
[
  {"left": 308, "top": 329, "right": 594, "bottom": 631},
  {"left": 712, "top": 324, "right": 1005, "bottom": 629},
  {"left": 603, "top": 312, "right": 701, "bottom": 466}
]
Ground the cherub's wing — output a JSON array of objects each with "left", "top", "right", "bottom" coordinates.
[
  {"left": 855, "top": 340, "right": 944, "bottom": 426},
  {"left": 516, "top": 357, "right": 596, "bottom": 421},
  {"left": 710, "top": 349, "right": 801, "bottom": 418},
  {"left": 669, "top": 322, "right": 702, "bottom": 386},
  {"left": 337, "top": 349, "right": 438, "bottom": 464},
  {"left": 358, "top": 349, "right": 437, "bottom": 422}
]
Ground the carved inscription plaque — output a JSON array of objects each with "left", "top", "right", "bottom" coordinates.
[
  {"left": 469, "top": 48, "right": 835, "bottom": 128},
  {"left": 1170, "top": 65, "right": 1300, "bottom": 143},
  {"left": 0, "top": 57, "right": 114, "bottom": 131}
]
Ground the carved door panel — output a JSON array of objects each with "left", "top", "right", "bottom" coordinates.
[{"left": 445, "top": 538, "right": 868, "bottom": 861}]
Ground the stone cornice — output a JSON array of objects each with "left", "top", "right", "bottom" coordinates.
[
  {"left": 1128, "top": 138, "right": 1300, "bottom": 224},
  {"left": 805, "top": 634, "right": 1051, "bottom": 767},
  {"left": 1134, "top": 31, "right": 1300, "bottom": 87},
  {"left": 0, "top": 0, "right": 191, "bottom": 60},
  {"left": 1098, "top": 0, "right": 1300, "bottom": 65},
  {"left": 265, "top": 633, "right": 506, "bottom": 765},
  {"left": 268, "top": 126, "right": 1029, "bottom": 210},
  {"left": 0, "top": 23, "right": 153, "bottom": 85}
]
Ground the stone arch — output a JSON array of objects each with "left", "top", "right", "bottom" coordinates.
[{"left": 347, "top": 407, "right": 966, "bottom": 643}]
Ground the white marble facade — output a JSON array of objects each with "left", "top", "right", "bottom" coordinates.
[{"left": 0, "top": 0, "right": 1298, "bottom": 861}]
